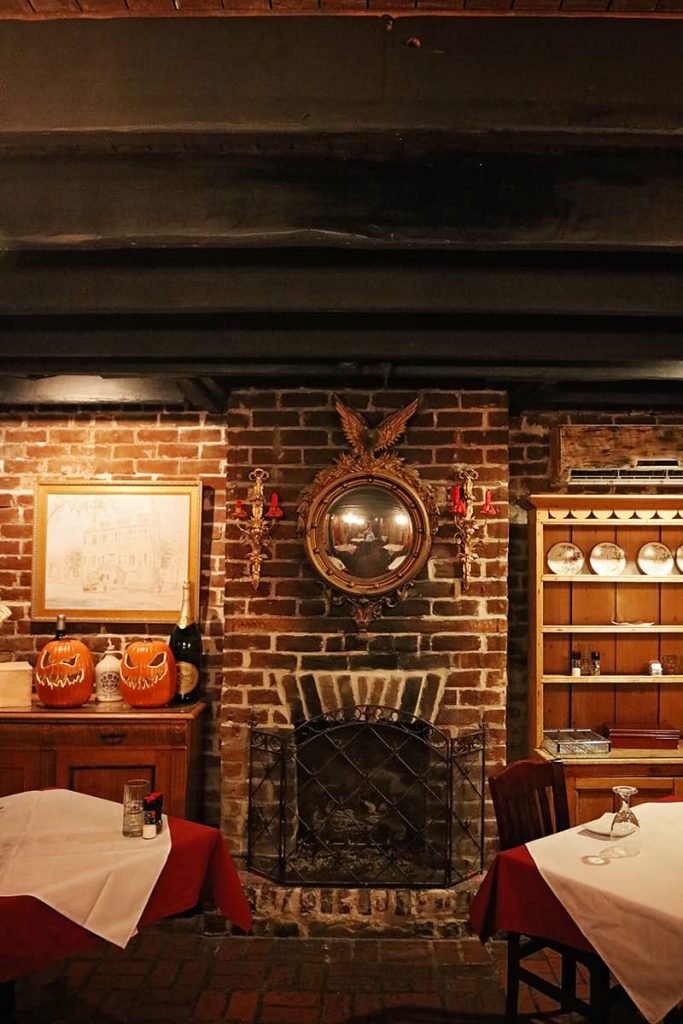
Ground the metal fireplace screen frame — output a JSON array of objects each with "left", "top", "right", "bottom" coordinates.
[{"left": 248, "top": 705, "right": 485, "bottom": 888}]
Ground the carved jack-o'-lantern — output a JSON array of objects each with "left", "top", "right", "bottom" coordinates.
[
  {"left": 120, "top": 639, "right": 177, "bottom": 707},
  {"left": 34, "top": 638, "right": 95, "bottom": 708}
]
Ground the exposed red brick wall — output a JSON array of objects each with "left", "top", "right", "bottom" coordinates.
[
  {"left": 222, "top": 389, "right": 510, "bottom": 857},
  {"left": 507, "top": 408, "right": 683, "bottom": 760},
  {"left": 0, "top": 391, "right": 513, "bottom": 886},
  {"left": 0, "top": 407, "right": 227, "bottom": 824}
]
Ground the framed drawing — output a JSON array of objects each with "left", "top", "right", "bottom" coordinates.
[{"left": 31, "top": 481, "right": 203, "bottom": 623}]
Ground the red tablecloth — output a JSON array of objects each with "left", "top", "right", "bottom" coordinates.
[
  {"left": 469, "top": 842, "right": 594, "bottom": 952},
  {"left": 470, "top": 796, "right": 681, "bottom": 953},
  {"left": 0, "top": 815, "right": 253, "bottom": 982}
]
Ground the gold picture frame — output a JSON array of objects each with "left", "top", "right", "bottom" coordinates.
[{"left": 31, "top": 481, "right": 203, "bottom": 623}]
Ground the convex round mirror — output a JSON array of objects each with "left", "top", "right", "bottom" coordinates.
[
  {"left": 306, "top": 477, "right": 430, "bottom": 596},
  {"left": 298, "top": 397, "right": 439, "bottom": 635}
]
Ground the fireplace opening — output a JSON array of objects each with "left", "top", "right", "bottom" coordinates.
[{"left": 248, "top": 705, "right": 485, "bottom": 888}]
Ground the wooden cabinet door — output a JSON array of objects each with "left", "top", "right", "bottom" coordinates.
[
  {"left": 568, "top": 773, "right": 677, "bottom": 825},
  {"left": 0, "top": 748, "right": 48, "bottom": 797},
  {"left": 54, "top": 747, "right": 174, "bottom": 810}
]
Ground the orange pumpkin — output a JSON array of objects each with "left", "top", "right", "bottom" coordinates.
[
  {"left": 35, "top": 637, "right": 94, "bottom": 708},
  {"left": 120, "top": 638, "right": 176, "bottom": 707}
]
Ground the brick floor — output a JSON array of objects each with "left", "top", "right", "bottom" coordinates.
[{"left": 10, "top": 915, "right": 659, "bottom": 1023}]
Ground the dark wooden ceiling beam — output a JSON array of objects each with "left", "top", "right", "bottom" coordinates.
[
  {"left": 2, "top": 19, "right": 683, "bottom": 137},
  {"left": 3, "top": 257, "right": 683, "bottom": 317},
  {"left": 0, "top": 375, "right": 185, "bottom": 405},
  {"left": 0, "top": 328, "right": 681, "bottom": 366},
  {"left": 0, "top": 372, "right": 676, "bottom": 412},
  {"left": 0, "top": 354, "right": 680, "bottom": 382},
  {"left": 176, "top": 377, "right": 229, "bottom": 415},
  {"left": 1, "top": 147, "right": 682, "bottom": 252},
  {"left": 534, "top": 387, "right": 683, "bottom": 409}
]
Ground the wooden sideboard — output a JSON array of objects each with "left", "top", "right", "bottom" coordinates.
[{"left": 0, "top": 701, "right": 205, "bottom": 820}]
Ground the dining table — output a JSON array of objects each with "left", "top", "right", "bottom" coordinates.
[
  {"left": 469, "top": 797, "right": 683, "bottom": 1024},
  {"left": 0, "top": 789, "right": 253, "bottom": 1013}
]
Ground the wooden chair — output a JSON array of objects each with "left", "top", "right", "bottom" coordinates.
[
  {"left": 489, "top": 758, "right": 570, "bottom": 852},
  {"left": 488, "top": 759, "right": 614, "bottom": 1023}
]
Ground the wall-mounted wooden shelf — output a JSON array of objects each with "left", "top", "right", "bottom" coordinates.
[
  {"left": 545, "top": 520, "right": 683, "bottom": 527},
  {"left": 543, "top": 624, "right": 683, "bottom": 633},
  {"left": 542, "top": 675, "right": 683, "bottom": 684},
  {"left": 542, "top": 574, "right": 683, "bottom": 583}
]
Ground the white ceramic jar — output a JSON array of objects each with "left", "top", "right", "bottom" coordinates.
[{"left": 95, "top": 641, "right": 122, "bottom": 702}]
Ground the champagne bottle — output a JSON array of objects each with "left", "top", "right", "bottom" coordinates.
[
  {"left": 169, "top": 581, "right": 201, "bottom": 703},
  {"left": 54, "top": 614, "right": 67, "bottom": 639}
]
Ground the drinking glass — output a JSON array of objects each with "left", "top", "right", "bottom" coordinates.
[
  {"left": 122, "top": 779, "right": 150, "bottom": 838},
  {"left": 608, "top": 785, "right": 640, "bottom": 858}
]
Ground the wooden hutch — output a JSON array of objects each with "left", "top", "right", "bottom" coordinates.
[{"left": 529, "top": 494, "right": 683, "bottom": 823}]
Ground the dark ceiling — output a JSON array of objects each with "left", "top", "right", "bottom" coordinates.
[{"left": 1, "top": 16, "right": 682, "bottom": 412}]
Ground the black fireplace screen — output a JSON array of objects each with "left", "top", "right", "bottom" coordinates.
[{"left": 247, "top": 705, "right": 485, "bottom": 888}]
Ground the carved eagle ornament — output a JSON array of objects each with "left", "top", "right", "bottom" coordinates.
[{"left": 334, "top": 395, "right": 419, "bottom": 456}]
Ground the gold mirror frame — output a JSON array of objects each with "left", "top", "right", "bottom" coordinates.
[{"left": 298, "top": 397, "right": 439, "bottom": 637}]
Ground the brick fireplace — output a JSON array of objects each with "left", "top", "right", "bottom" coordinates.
[{"left": 222, "top": 388, "right": 509, "bottom": 933}]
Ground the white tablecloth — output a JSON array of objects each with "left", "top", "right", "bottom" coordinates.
[
  {"left": 0, "top": 789, "right": 171, "bottom": 947},
  {"left": 527, "top": 801, "right": 683, "bottom": 1023}
]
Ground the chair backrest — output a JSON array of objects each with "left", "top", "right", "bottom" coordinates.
[{"left": 488, "top": 759, "right": 570, "bottom": 850}]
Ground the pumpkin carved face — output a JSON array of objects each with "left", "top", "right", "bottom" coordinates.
[
  {"left": 35, "top": 638, "right": 94, "bottom": 708},
  {"left": 120, "top": 639, "right": 176, "bottom": 707}
]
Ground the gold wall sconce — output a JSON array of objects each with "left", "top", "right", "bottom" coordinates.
[
  {"left": 233, "top": 468, "right": 283, "bottom": 589},
  {"left": 449, "top": 468, "right": 497, "bottom": 590}
]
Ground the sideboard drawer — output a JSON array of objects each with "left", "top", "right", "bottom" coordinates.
[{"left": 50, "top": 723, "right": 181, "bottom": 748}]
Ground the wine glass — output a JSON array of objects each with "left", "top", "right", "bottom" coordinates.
[{"left": 608, "top": 785, "right": 640, "bottom": 858}]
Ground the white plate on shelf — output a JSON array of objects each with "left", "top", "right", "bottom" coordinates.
[
  {"left": 611, "top": 620, "right": 655, "bottom": 627},
  {"left": 614, "top": 510, "right": 636, "bottom": 520},
  {"left": 547, "top": 542, "right": 585, "bottom": 576},
  {"left": 589, "top": 542, "right": 627, "bottom": 576},
  {"left": 677, "top": 544, "right": 683, "bottom": 574},
  {"left": 637, "top": 542, "right": 674, "bottom": 576},
  {"left": 592, "top": 509, "right": 614, "bottom": 521}
]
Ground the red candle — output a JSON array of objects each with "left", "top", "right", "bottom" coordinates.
[
  {"left": 450, "top": 483, "right": 467, "bottom": 515},
  {"left": 266, "top": 492, "right": 284, "bottom": 518},
  {"left": 481, "top": 489, "right": 497, "bottom": 516},
  {"left": 234, "top": 498, "right": 248, "bottom": 519}
]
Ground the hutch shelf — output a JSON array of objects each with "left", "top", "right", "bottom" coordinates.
[{"left": 529, "top": 494, "right": 683, "bottom": 823}]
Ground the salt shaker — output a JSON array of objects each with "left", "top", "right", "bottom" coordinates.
[{"left": 95, "top": 641, "right": 122, "bottom": 702}]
